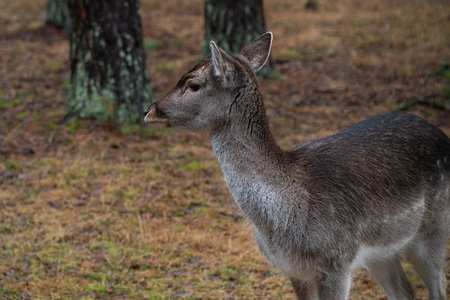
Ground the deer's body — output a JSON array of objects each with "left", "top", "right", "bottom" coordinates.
[{"left": 144, "top": 33, "right": 449, "bottom": 299}]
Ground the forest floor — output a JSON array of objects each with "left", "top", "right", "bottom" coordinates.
[{"left": 0, "top": 0, "right": 449, "bottom": 299}]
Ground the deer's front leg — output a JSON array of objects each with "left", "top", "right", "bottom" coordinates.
[
  {"left": 290, "top": 277, "right": 318, "bottom": 300},
  {"left": 316, "top": 271, "right": 351, "bottom": 300}
]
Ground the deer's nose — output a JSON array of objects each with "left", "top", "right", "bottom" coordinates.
[{"left": 143, "top": 109, "right": 150, "bottom": 116}]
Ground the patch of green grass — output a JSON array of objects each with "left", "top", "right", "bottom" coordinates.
[
  {"left": 437, "top": 62, "right": 450, "bottom": 78},
  {"left": 173, "top": 210, "right": 184, "bottom": 217},
  {"left": 0, "top": 223, "right": 20, "bottom": 234},
  {"left": 139, "top": 126, "right": 173, "bottom": 138},
  {"left": 2, "top": 160, "right": 20, "bottom": 170},
  {"left": 139, "top": 126, "right": 155, "bottom": 138},
  {"left": 157, "top": 64, "right": 177, "bottom": 72},
  {"left": 67, "top": 117, "right": 81, "bottom": 135},
  {"left": 86, "top": 281, "right": 108, "bottom": 295},
  {"left": 173, "top": 225, "right": 184, "bottom": 232},
  {"left": 283, "top": 21, "right": 293, "bottom": 31},
  {"left": 0, "top": 286, "right": 22, "bottom": 298},
  {"left": 25, "top": 186, "right": 40, "bottom": 198},
  {"left": 177, "top": 136, "right": 187, "bottom": 143},
  {"left": 49, "top": 61, "right": 61, "bottom": 70},
  {"left": 18, "top": 89, "right": 37, "bottom": 100},
  {"left": 179, "top": 160, "right": 215, "bottom": 172},
  {"left": 120, "top": 124, "right": 140, "bottom": 135},
  {"left": 0, "top": 100, "right": 10, "bottom": 109},
  {"left": 60, "top": 79, "right": 70, "bottom": 90},
  {"left": 124, "top": 187, "right": 141, "bottom": 203},
  {"left": 275, "top": 50, "right": 299, "bottom": 58},
  {"left": 219, "top": 267, "right": 238, "bottom": 282},
  {"left": 0, "top": 99, "right": 20, "bottom": 109},
  {"left": 17, "top": 111, "right": 28, "bottom": 119},
  {"left": 426, "top": 108, "right": 437, "bottom": 116},
  {"left": 441, "top": 85, "right": 450, "bottom": 100},
  {"left": 145, "top": 39, "right": 165, "bottom": 50},
  {"left": 173, "top": 37, "right": 187, "bottom": 49}
]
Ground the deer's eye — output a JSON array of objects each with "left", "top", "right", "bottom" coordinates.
[{"left": 187, "top": 81, "right": 200, "bottom": 92}]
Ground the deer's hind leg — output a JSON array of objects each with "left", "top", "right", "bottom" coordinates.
[
  {"left": 406, "top": 182, "right": 449, "bottom": 300},
  {"left": 366, "top": 256, "right": 415, "bottom": 300},
  {"left": 406, "top": 222, "right": 448, "bottom": 300},
  {"left": 407, "top": 240, "right": 447, "bottom": 300}
]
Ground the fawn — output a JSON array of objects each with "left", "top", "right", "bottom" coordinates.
[{"left": 144, "top": 32, "right": 449, "bottom": 299}]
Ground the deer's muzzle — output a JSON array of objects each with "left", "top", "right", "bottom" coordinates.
[{"left": 144, "top": 102, "right": 169, "bottom": 125}]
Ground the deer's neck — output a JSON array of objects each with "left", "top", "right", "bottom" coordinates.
[
  {"left": 210, "top": 89, "right": 285, "bottom": 168},
  {"left": 210, "top": 91, "right": 293, "bottom": 231}
]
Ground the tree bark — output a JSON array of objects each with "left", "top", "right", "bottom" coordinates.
[
  {"left": 203, "top": 0, "right": 274, "bottom": 78},
  {"left": 67, "top": 0, "right": 154, "bottom": 124},
  {"left": 46, "top": 0, "right": 71, "bottom": 30}
]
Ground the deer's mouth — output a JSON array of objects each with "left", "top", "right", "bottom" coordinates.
[{"left": 144, "top": 103, "right": 170, "bottom": 126}]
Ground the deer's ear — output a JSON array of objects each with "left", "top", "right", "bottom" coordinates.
[
  {"left": 210, "top": 41, "right": 234, "bottom": 84},
  {"left": 240, "top": 32, "right": 273, "bottom": 72}
]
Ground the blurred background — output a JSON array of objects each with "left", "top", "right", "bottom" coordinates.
[{"left": 0, "top": 0, "right": 449, "bottom": 299}]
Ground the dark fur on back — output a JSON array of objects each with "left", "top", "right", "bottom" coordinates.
[{"left": 288, "top": 113, "right": 449, "bottom": 246}]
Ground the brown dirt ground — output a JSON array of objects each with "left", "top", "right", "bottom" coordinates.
[{"left": 0, "top": 0, "right": 449, "bottom": 299}]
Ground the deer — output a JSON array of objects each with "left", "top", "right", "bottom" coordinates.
[{"left": 144, "top": 32, "right": 450, "bottom": 299}]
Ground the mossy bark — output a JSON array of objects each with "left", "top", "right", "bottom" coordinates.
[
  {"left": 46, "top": 0, "right": 71, "bottom": 30},
  {"left": 67, "top": 0, "right": 154, "bottom": 124},
  {"left": 203, "top": 0, "right": 274, "bottom": 78}
]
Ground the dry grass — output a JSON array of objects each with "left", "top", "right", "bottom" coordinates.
[{"left": 0, "top": 0, "right": 449, "bottom": 299}]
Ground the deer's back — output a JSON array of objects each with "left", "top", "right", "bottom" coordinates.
[{"left": 287, "top": 113, "right": 449, "bottom": 245}]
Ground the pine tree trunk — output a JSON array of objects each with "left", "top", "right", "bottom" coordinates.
[
  {"left": 46, "top": 0, "right": 71, "bottom": 30},
  {"left": 67, "top": 0, "right": 154, "bottom": 124},
  {"left": 203, "top": 0, "right": 274, "bottom": 78}
]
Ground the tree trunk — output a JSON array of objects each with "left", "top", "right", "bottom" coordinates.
[
  {"left": 203, "top": 0, "right": 274, "bottom": 78},
  {"left": 67, "top": 0, "right": 154, "bottom": 124},
  {"left": 46, "top": 0, "right": 71, "bottom": 30}
]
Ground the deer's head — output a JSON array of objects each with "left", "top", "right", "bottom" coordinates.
[{"left": 144, "top": 32, "right": 273, "bottom": 131}]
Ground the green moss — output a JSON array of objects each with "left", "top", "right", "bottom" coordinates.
[
  {"left": 67, "top": 1, "right": 154, "bottom": 124},
  {"left": 46, "top": 0, "right": 71, "bottom": 29}
]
